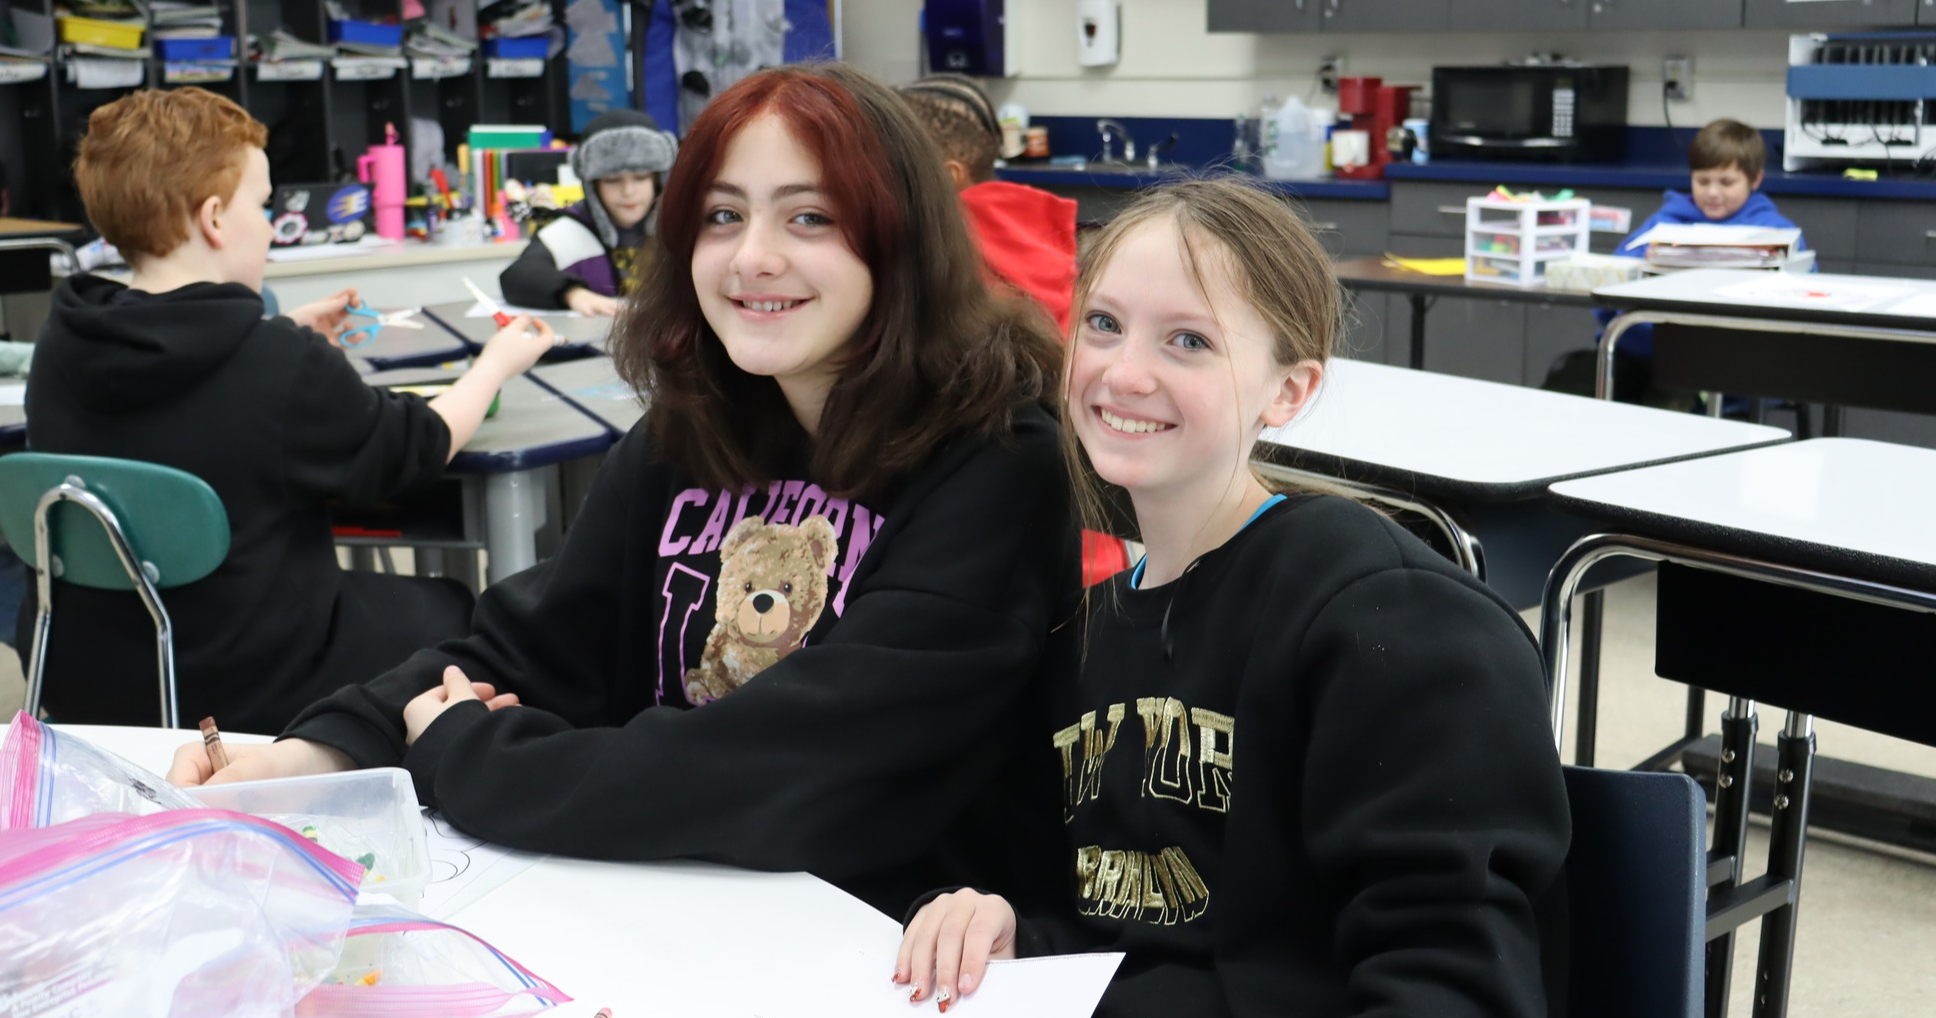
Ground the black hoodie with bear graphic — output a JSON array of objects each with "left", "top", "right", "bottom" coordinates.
[
  {"left": 21, "top": 274, "right": 464, "bottom": 732},
  {"left": 282, "top": 403, "right": 1079, "bottom": 914}
]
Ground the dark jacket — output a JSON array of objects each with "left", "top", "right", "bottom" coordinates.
[
  {"left": 283, "top": 404, "right": 1079, "bottom": 912},
  {"left": 990, "top": 494, "right": 1570, "bottom": 1018},
  {"left": 499, "top": 204, "right": 645, "bottom": 308},
  {"left": 22, "top": 274, "right": 463, "bottom": 733}
]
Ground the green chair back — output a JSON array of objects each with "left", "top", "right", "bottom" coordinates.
[{"left": 0, "top": 453, "right": 229, "bottom": 590}]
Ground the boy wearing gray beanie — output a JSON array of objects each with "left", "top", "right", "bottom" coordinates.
[{"left": 500, "top": 109, "right": 678, "bottom": 315}]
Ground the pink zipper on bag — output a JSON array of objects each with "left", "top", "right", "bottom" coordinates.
[
  {"left": 294, "top": 916, "right": 572, "bottom": 1017},
  {"left": 0, "top": 711, "right": 44, "bottom": 829}
]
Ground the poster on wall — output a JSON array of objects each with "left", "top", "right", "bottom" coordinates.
[{"left": 566, "top": 0, "right": 630, "bottom": 133}]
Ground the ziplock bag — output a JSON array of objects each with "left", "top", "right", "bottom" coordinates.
[
  {"left": 0, "top": 712, "right": 198, "bottom": 830},
  {"left": 0, "top": 808, "right": 363, "bottom": 1018},
  {"left": 295, "top": 900, "right": 572, "bottom": 1017}
]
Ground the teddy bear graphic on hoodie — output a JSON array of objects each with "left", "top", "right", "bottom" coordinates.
[{"left": 682, "top": 514, "right": 840, "bottom": 704}]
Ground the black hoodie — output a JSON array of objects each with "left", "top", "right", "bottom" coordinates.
[{"left": 22, "top": 274, "right": 462, "bottom": 732}]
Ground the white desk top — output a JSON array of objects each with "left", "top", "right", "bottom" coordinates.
[
  {"left": 424, "top": 299, "right": 614, "bottom": 351},
  {"left": 1257, "top": 359, "right": 1789, "bottom": 497},
  {"left": 1595, "top": 269, "right": 1936, "bottom": 322},
  {"left": 32, "top": 723, "right": 1120, "bottom": 1018},
  {"left": 1549, "top": 438, "right": 1936, "bottom": 576},
  {"left": 531, "top": 356, "right": 641, "bottom": 434}
]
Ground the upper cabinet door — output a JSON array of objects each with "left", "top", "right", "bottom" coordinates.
[
  {"left": 1744, "top": 0, "right": 1920, "bottom": 27},
  {"left": 1321, "top": 0, "right": 1451, "bottom": 32},
  {"left": 1445, "top": 0, "right": 1589, "bottom": 31},
  {"left": 1207, "top": 0, "right": 1322, "bottom": 32},
  {"left": 1590, "top": 0, "right": 1743, "bottom": 28}
]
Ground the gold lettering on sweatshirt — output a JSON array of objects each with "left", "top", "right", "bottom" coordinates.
[
  {"left": 1053, "top": 704, "right": 1127, "bottom": 821},
  {"left": 1191, "top": 708, "right": 1234, "bottom": 813},
  {"left": 1073, "top": 844, "right": 1210, "bottom": 925},
  {"left": 1136, "top": 697, "right": 1194, "bottom": 804}
]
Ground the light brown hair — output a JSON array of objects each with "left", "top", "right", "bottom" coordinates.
[
  {"left": 612, "top": 62, "right": 1061, "bottom": 504},
  {"left": 73, "top": 87, "right": 267, "bottom": 262},
  {"left": 1062, "top": 177, "right": 1341, "bottom": 545},
  {"left": 1688, "top": 118, "right": 1765, "bottom": 179},
  {"left": 898, "top": 74, "right": 1001, "bottom": 184}
]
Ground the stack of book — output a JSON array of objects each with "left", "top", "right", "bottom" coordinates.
[{"left": 1631, "top": 223, "right": 1815, "bottom": 272}]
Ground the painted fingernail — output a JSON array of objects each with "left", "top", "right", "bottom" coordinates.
[
  {"left": 937, "top": 988, "right": 953, "bottom": 1013},
  {"left": 909, "top": 982, "right": 924, "bottom": 1003}
]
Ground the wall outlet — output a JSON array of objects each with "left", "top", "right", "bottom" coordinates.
[
  {"left": 1318, "top": 55, "right": 1343, "bottom": 95},
  {"left": 1663, "top": 56, "right": 1692, "bottom": 102}
]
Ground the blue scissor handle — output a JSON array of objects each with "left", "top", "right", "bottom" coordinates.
[{"left": 339, "top": 300, "right": 382, "bottom": 349}]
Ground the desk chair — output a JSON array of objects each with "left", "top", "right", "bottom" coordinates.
[
  {"left": 1562, "top": 765, "right": 1706, "bottom": 1018},
  {"left": 0, "top": 454, "right": 229, "bottom": 729}
]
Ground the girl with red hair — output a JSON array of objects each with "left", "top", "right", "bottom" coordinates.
[{"left": 170, "top": 64, "right": 1075, "bottom": 913}]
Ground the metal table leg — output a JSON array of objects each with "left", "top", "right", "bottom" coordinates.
[
  {"left": 1751, "top": 712, "right": 1816, "bottom": 1018},
  {"left": 1707, "top": 697, "right": 1759, "bottom": 1018},
  {"left": 483, "top": 468, "right": 548, "bottom": 585},
  {"left": 1408, "top": 293, "right": 1427, "bottom": 371}
]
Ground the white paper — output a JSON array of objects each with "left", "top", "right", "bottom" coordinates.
[
  {"left": 464, "top": 300, "right": 578, "bottom": 318},
  {"left": 417, "top": 810, "right": 546, "bottom": 919},
  {"left": 750, "top": 948, "right": 1124, "bottom": 1018},
  {"left": 0, "top": 383, "right": 25, "bottom": 407},
  {"left": 1711, "top": 276, "right": 1916, "bottom": 313},
  {"left": 1629, "top": 223, "right": 1802, "bottom": 249},
  {"left": 1879, "top": 291, "right": 1936, "bottom": 320}
]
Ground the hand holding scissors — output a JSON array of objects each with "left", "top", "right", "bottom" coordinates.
[{"left": 340, "top": 302, "right": 426, "bottom": 349}]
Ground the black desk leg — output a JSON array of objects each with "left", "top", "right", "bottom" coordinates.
[
  {"left": 1408, "top": 294, "right": 1427, "bottom": 371},
  {"left": 1686, "top": 687, "right": 1707, "bottom": 742},
  {"left": 1751, "top": 715, "right": 1815, "bottom": 1018},
  {"left": 1573, "top": 590, "right": 1606, "bottom": 767},
  {"left": 1707, "top": 700, "right": 1759, "bottom": 1018},
  {"left": 1822, "top": 406, "right": 1844, "bottom": 438}
]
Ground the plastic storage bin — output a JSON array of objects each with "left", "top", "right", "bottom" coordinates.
[
  {"left": 327, "top": 18, "right": 404, "bottom": 49},
  {"left": 484, "top": 36, "right": 547, "bottom": 60},
  {"left": 157, "top": 35, "right": 235, "bottom": 61},
  {"left": 184, "top": 767, "right": 430, "bottom": 908},
  {"left": 56, "top": 15, "right": 144, "bottom": 49},
  {"left": 1465, "top": 196, "right": 1591, "bottom": 287}
]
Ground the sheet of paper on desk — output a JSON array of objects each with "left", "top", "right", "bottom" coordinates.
[
  {"left": 750, "top": 949, "right": 1124, "bottom": 1018},
  {"left": 464, "top": 300, "right": 579, "bottom": 318},
  {"left": 1712, "top": 275, "right": 1914, "bottom": 313},
  {"left": 1629, "top": 224, "right": 1801, "bottom": 248},
  {"left": 1879, "top": 291, "right": 1936, "bottom": 320},
  {"left": 417, "top": 809, "right": 547, "bottom": 919},
  {"left": 0, "top": 382, "right": 24, "bottom": 407}
]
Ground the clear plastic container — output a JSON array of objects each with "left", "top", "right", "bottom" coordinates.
[{"left": 185, "top": 767, "right": 429, "bottom": 908}]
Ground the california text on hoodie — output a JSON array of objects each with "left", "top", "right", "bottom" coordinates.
[
  {"left": 282, "top": 403, "right": 1080, "bottom": 913},
  {"left": 22, "top": 274, "right": 472, "bottom": 732}
]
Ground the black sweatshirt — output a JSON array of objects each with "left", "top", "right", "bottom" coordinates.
[
  {"left": 22, "top": 275, "right": 460, "bottom": 733},
  {"left": 283, "top": 404, "right": 1080, "bottom": 912},
  {"left": 1007, "top": 494, "right": 1570, "bottom": 1018}
]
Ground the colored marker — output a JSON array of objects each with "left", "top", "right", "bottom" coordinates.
[
  {"left": 198, "top": 716, "right": 230, "bottom": 771},
  {"left": 463, "top": 276, "right": 514, "bottom": 329}
]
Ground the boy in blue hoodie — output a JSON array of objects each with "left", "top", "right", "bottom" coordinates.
[{"left": 1593, "top": 119, "right": 1808, "bottom": 405}]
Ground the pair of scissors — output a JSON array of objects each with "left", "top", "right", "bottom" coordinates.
[{"left": 340, "top": 301, "right": 425, "bottom": 349}]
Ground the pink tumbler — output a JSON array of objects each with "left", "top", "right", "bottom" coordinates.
[{"left": 357, "top": 123, "right": 407, "bottom": 241}]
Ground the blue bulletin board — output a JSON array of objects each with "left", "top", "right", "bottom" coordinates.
[{"left": 566, "top": 0, "right": 632, "bottom": 133}]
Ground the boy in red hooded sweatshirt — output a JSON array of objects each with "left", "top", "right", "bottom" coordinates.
[{"left": 900, "top": 74, "right": 1079, "bottom": 334}]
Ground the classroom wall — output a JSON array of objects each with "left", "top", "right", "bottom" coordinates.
[{"left": 841, "top": 0, "right": 1795, "bottom": 129}]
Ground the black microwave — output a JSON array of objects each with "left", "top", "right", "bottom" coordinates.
[{"left": 1430, "top": 65, "right": 1629, "bottom": 162}]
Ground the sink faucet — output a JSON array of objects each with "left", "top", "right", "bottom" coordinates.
[
  {"left": 1145, "top": 131, "right": 1178, "bottom": 170},
  {"left": 1096, "top": 119, "right": 1136, "bottom": 164}
]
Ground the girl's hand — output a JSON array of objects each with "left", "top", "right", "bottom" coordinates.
[
  {"left": 287, "top": 288, "right": 359, "bottom": 344},
  {"left": 166, "top": 737, "right": 353, "bottom": 787},
  {"left": 564, "top": 287, "right": 622, "bottom": 317},
  {"left": 403, "top": 665, "right": 521, "bottom": 745},
  {"left": 893, "top": 889, "right": 1017, "bottom": 1011}
]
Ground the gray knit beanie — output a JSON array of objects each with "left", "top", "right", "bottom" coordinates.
[{"left": 572, "top": 109, "right": 679, "bottom": 248}]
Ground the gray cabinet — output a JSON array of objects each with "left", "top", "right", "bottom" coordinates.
[
  {"left": 1744, "top": 0, "right": 1920, "bottom": 27},
  {"left": 1589, "top": 0, "right": 1743, "bottom": 28},
  {"left": 1207, "top": 0, "right": 1320, "bottom": 32},
  {"left": 1524, "top": 300, "right": 1600, "bottom": 388},
  {"left": 1853, "top": 202, "right": 1936, "bottom": 268},
  {"left": 1323, "top": 0, "right": 1449, "bottom": 32},
  {"left": 1297, "top": 195, "right": 1397, "bottom": 363},
  {"left": 1446, "top": 0, "right": 1587, "bottom": 32}
]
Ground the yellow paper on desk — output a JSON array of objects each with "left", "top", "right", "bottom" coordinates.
[{"left": 1381, "top": 254, "right": 1467, "bottom": 276}]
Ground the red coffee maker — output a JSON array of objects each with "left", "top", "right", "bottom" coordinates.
[{"left": 1334, "top": 77, "right": 1418, "bottom": 181}]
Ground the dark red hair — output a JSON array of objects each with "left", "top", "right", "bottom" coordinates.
[{"left": 612, "top": 62, "right": 1060, "bottom": 503}]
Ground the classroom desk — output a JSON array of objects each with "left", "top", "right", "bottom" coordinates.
[
  {"left": 1539, "top": 438, "right": 1936, "bottom": 1018},
  {"left": 344, "top": 317, "right": 471, "bottom": 371},
  {"left": 363, "top": 368, "right": 614, "bottom": 584},
  {"left": 1332, "top": 256, "right": 1598, "bottom": 371},
  {"left": 422, "top": 299, "right": 614, "bottom": 359},
  {"left": 260, "top": 239, "right": 525, "bottom": 311},
  {"left": 1592, "top": 269, "right": 1936, "bottom": 428},
  {"left": 36, "top": 723, "right": 913, "bottom": 1018},
  {"left": 530, "top": 355, "right": 641, "bottom": 435}
]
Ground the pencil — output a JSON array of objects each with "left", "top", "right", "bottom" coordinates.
[{"left": 199, "top": 716, "right": 230, "bottom": 771}]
